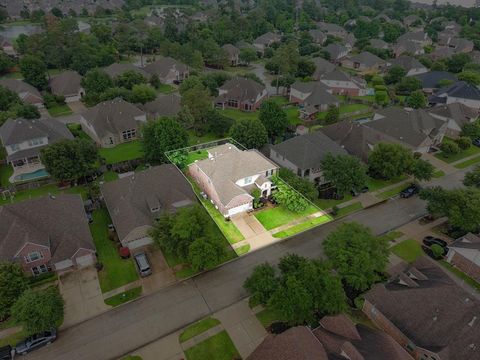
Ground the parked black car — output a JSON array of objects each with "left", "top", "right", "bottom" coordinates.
[
  {"left": 400, "top": 184, "right": 420, "bottom": 198},
  {"left": 0, "top": 345, "right": 12, "bottom": 360},
  {"left": 422, "top": 236, "right": 448, "bottom": 248},
  {"left": 473, "top": 138, "right": 480, "bottom": 147},
  {"left": 15, "top": 329, "right": 57, "bottom": 355}
]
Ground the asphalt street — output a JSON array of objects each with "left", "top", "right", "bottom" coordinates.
[{"left": 25, "top": 169, "right": 466, "bottom": 360}]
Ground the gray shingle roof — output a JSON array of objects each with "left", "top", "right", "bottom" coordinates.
[
  {"left": 291, "top": 81, "right": 338, "bottom": 107},
  {"left": 138, "top": 93, "right": 181, "bottom": 118},
  {"left": 49, "top": 70, "right": 83, "bottom": 97},
  {"left": 102, "top": 63, "right": 150, "bottom": 79},
  {"left": 347, "top": 51, "right": 385, "bottom": 67},
  {"left": 433, "top": 81, "right": 480, "bottom": 101},
  {"left": 428, "top": 103, "right": 478, "bottom": 128},
  {"left": 253, "top": 32, "right": 281, "bottom": 46},
  {"left": 217, "top": 77, "right": 266, "bottom": 104},
  {"left": 101, "top": 165, "right": 197, "bottom": 241},
  {"left": 222, "top": 44, "right": 240, "bottom": 56},
  {"left": 144, "top": 57, "right": 188, "bottom": 78},
  {"left": 324, "top": 43, "right": 348, "bottom": 59},
  {"left": 390, "top": 55, "right": 425, "bottom": 72},
  {"left": 369, "top": 39, "right": 389, "bottom": 49},
  {"left": 312, "top": 57, "right": 336, "bottom": 79},
  {"left": 413, "top": 71, "right": 457, "bottom": 89},
  {"left": 0, "top": 78, "right": 43, "bottom": 104},
  {"left": 0, "top": 117, "right": 73, "bottom": 146}
]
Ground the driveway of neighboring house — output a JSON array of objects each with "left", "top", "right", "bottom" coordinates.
[
  {"left": 59, "top": 267, "right": 109, "bottom": 329},
  {"left": 67, "top": 100, "right": 88, "bottom": 114},
  {"left": 54, "top": 114, "right": 82, "bottom": 125}
]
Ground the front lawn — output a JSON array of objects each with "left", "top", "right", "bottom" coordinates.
[
  {"left": 255, "top": 307, "right": 284, "bottom": 328},
  {"left": 272, "top": 214, "right": 331, "bottom": 238},
  {"left": 254, "top": 204, "right": 318, "bottom": 231},
  {"left": 454, "top": 155, "right": 480, "bottom": 169},
  {"left": 47, "top": 104, "right": 73, "bottom": 117},
  {"left": 104, "top": 286, "right": 142, "bottom": 307},
  {"left": 435, "top": 138, "right": 480, "bottom": 163},
  {"left": 90, "top": 209, "right": 139, "bottom": 293},
  {"left": 315, "top": 194, "right": 353, "bottom": 209},
  {"left": 220, "top": 108, "right": 258, "bottom": 121},
  {"left": 334, "top": 202, "right": 363, "bottom": 218},
  {"left": 179, "top": 317, "right": 221, "bottom": 343},
  {"left": 235, "top": 244, "right": 251, "bottom": 255},
  {"left": 366, "top": 175, "right": 408, "bottom": 191},
  {"left": 99, "top": 141, "right": 144, "bottom": 164},
  {"left": 184, "top": 331, "right": 240, "bottom": 360},
  {"left": 391, "top": 239, "right": 423, "bottom": 263},
  {"left": 378, "top": 183, "right": 409, "bottom": 199}
]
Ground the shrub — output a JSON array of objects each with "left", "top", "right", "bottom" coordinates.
[
  {"left": 456, "top": 136, "right": 472, "bottom": 150},
  {"left": 440, "top": 142, "right": 460, "bottom": 156},
  {"left": 431, "top": 244, "right": 444, "bottom": 259}
]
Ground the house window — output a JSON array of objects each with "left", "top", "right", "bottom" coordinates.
[
  {"left": 31, "top": 264, "right": 49, "bottom": 276},
  {"left": 244, "top": 176, "right": 253, "bottom": 185},
  {"left": 109, "top": 137, "right": 114, "bottom": 145},
  {"left": 28, "top": 138, "right": 44, "bottom": 146},
  {"left": 25, "top": 251, "right": 43, "bottom": 263},
  {"left": 122, "top": 129, "right": 136, "bottom": 141},
  {"left": 10, "top": 143, "right": 20, "bottom": 151},
  {"left": 227, "top": 99, "right": 238, "bottom": 108}
]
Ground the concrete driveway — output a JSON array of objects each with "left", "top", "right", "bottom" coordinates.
[
  {"left": 59, "top": 267, "right": 109, "bottom": 329},
  {"left": 134, "top": 246, "right": 176, "bottom": 295}
]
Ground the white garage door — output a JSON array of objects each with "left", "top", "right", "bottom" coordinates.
[
  {"left": 127, "top": 237, "right": 153, "bottom": 250},
  {"left": 228, "top": 203, "right": 252, "bottom": 217},
  {"left": 76, "top": 254, "right": 95, "bottom": 268}
]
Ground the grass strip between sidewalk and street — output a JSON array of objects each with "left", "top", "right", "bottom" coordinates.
[
  {"left": 272, "top": 214, "right": 332, "bottom": 239},
  {"left": 179, "top": 317, "right": 221, "bottom": 343},
  {"left": 104, "top": 287, "right": 142, "bottom": 307},
  {"left": 184, "top": 331, "right": 240, "bottom": 360}
]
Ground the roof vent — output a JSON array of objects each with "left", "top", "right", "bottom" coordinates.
[
  {"left": 433, "top": 316, "right": 438, "bottom": 321},
  {"left": 468, "top": 316, "right": 477, "bottom": 327}
]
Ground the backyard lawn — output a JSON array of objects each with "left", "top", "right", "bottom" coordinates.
[
  {"left": 158, "top": 83, "right": 175, "bottom": 94},
  {"left": 188, "top": 131, "right": 222, "bottom": 146},
  {"left": 435, "top": 138, "right": 480, "bottom": 163},
  {"left": 0, "top": 164, "right": 13, "bottom": 187},
  {"left": 90, "top": 209, "right": 139, "bottom": 293},
  {"left": 391, "top": 239, "right": 423, "bottom": 263},
  {"left": 179, "top": 317, "right": 221, "bottom": 342},
  {"left": 185, "top": 150, "right": 209, "bottom": 166},
  {"left": 254, "top": 204, "right": 318, "bottom": 230},
  {"left": 220, "top": 108, "right": 258, "bottom": 121},
  {"left": 47, "top": 104, "right": 73, "bottom": 117},
  {"left": 99, "top": 141, "right": 144, "bottom": 164},
  {"left": 184, "top": 331, "right": 240, "bottom": 360},
  {"left": 103, "top": 171, "right": 119, "bottom": 182},
  {"left": 0, "top": 183, "right": 88, "bottom": 206}
]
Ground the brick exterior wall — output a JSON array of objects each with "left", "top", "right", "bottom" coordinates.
[
  {"left": 449, "top": 251, "right": 480, "bottom": 282},
  {"left": 189, "top": 163, "right": 227, "bottom": 215},
  {"left": 16, "top": 243, "right": 52, "bottom": 275}
]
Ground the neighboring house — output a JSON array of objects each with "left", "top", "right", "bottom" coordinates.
[
  {"left": 403, "top": 14, "right": 422, "bottom": 27},
  {"left": 396, "top": 31, "right": 432, "bottom": 47},
  {"left": 0, "top": 35, "right": 16, "bottom": 56},
  {"left": 428, "top": 46, "right": 455, "bottom": 61},
  {"left": 344, "top": 33, "right": 356, "bottom": 50},
  {"left": 215, "top": 77, "right": 267, "bottom": 111},
  {"left": 270, "top": 131, "right": 348, "bottom": 184},
  {"left": 363, "top": 257, "right": 480, "bottom": 360},
  {"left": 144, "top": 57, "right": 189, "bottom": 84},
  {"left": 413, "top": 71, "right": 457, "bottom": 93},
  {"left": 428, "top": 102, "right": 479, "bottom": 138},
  {"left": 138, "top": 93, "right": 181, "bottom": 119},
  {"left": 320, "top": 70, "right": 369, "bottom": 96},
  {"left": 446, "top": 233, "right": 480, "bottom": 282},
  {"left": 341, "top": 51, "right": 387, "bottom": 73},
  {"left": 390, "top": 55, "right": 428, "bottom": 76},
  {"left": 79, "top": 98, "right": 146, "bottom": 148},
  {"left": 323, "top": 43, "right": 349, "bottom": 62},
  {"left": 370, "top": 38, "right": 389, "bottom": 50},
  {"left": 308, "top": 29, "right": 327, "bottom": 45},
  {"left": 101, "top": 165, "right": 197, "bottom": 249},
  {"left": 0, "top": 194, "right": 96, "bottom": 275},
  {"left": 222, "top": 44, "right": 240, "bottom": 66},
  {"left": 49, "top": 70, "right": 84, "bottom": 103},
  {"left": 311, "top": 57, "right": 336, "bottom": 80},
  {"left": 440, "top": 37, "right": 475, "bottom": 54},
  {"left": 102, "top": 63, "right": 150, "bottom": 79},
  {"left": 188, "top": 143, "right": 278, "bottom": 217},
  {"left": 0, "top": 79, "right": 43, "bottom": 108},
  {"left": 253, "top": 32, "right": 281, "bottom": 55},
  {"left": 0, "top": 117, "right": 73, "bottom": 183},
  {"left": 393, "top": 39, "right": 425, "bottom": 58},
  {"left": 429, "top": 81, "right": 480, "bottom": 109},
  {"left": 289, "top": 81, "right": 339, "bottom": 119},
  {"left": 248, "top": 315, "right": 413, "bottom": 360},
  {"left": 317, "top": 21, "right": 348, "bottom": 39}
]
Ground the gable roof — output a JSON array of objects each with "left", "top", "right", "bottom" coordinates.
[
  {"left": 271, "top": 131, "right": 348, "bottom": 170},
  {"left": 291, "top": 81, "right": 337, "bottom": 106},
  {"left": 428, "top": 103, "right": 478, "bottom": 128},
  {"left": 324, "top": 43, "right": 348, "bottom": 59},
  {"left": 397, "top": 31, "right": 430, "bottom": 43},
  {"left": 347, "top": 51, "right": 385, "bottom": 67},
  {"left": 81, "top": 98, "right": 145, "bottom": 138},
  {"left": 49, "top": 70, "right": 83, "bottom": 97},
  {"left": 217, "top": 77, "right": 266, "bottom": 104},
  {"left": 450, "top": 233, "right": 480, "bottom": 251},
  {"left": 394, "top": 39, "right": 423, "bottom": 55},
  {"left": 370, "top": 39, "right": 389, "bottom": 49},
  {"left": 0, "top": 78, "right": 43, "bottom": 104},
  {"left": 432, "top": 81, "right": 480, "bottom": 101},
  {"left": 222, "top": 43, "right": 240, "bottom": 56},
  {"left": 144, "top": 57, "right": 188, "bottom": 77},
  {"left": 101, "top": 165, "right": 196, "bottom": 241},
  {"left": 413, "top": 71, "right": 457, "bottom": 89},
  {"left": 102, "top": 63, "right": 150, "bottom": 79},
  {"left": 390, "top": 55, "right": 426, "bottom": 71},
  {"left": 0, "top": 194, "right": 95, "bottom": 263},
  {"left": 138, "top": 93, "right": 181, "bottom": 118},
  {"left": 312, "top": 57, "right": 336, "bottom": 79},
  {"left": 317, "top": 21, "right": 347, "bottom": 36},
  {"left": 308, "top": 29, "right": 326, "bottom": 43},
  {"left": 320, "top": 70, "right": 366, "bottom": 89},
  {"left": 253, "top": 32, "right": 281, "bottom": 46},
  {"left": 364, "top": 257, "right": 480, "bottom": 360}
]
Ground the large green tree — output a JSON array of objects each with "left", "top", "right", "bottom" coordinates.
[
  {"left": 180, "top": 82, "right": 213, "bottom": 133},
  {"left": 321, "top": 154, "right": 368, "bottom": 196},
  {"left": 258, "top": 99, "right": 288, "bottom": 140},
  {"left": 407, "top": 90, "right": 427, "bottom": 109},
  {"left": 130, "top": 84, "right": 156, "bottom": 104},
  {"left": 188, "top": 238, "right": 225, "bottom": 272},
  {"left": 0, "top": 263, "right": 29, "bottom": 320},
  {"left": 19, "top": 55, "right": 48, "bottom": 89},
  {"left": 142, "top": 117, "right": 188, "bottom": 162},
  {"left": 464, "top": 165, "right": 480, "bottom": 188},
  {"left": 243, "top": 263, "right": 278, "bottom": 305},
  {"left": 229, "top": 118, "right": 268, "bottom": 149},
  {"left": 368, "top": 143, "right": 414, "bottom": 180}
]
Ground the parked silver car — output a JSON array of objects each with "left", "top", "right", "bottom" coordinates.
[
  {"left": 15, "top": 329, "right": 57, "bottom": 355},
  {"left": 134, "top": 252, "right": 152, "bottom": 277}
]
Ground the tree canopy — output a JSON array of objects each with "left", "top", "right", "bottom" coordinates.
[
  {"left": 368, "top": 143, "right": 414, "bottom": 180},
  {"left": 229, "top": 118, "right": 268, "bottom": 149},
  {"left": 142, "top": 117, "right": 188, "bottom": 162},
  {"left": 258, "top": 99, "right": 288, "bottom": 140},
  {"left": 0, "top": 263, "right": 28, "bottom": 320},
  {"left": 321, "top": 154, "right": 368, "bottom": 196}
]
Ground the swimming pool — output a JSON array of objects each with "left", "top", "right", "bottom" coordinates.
[{"left": 14, "top": 168, "right": 50, "bottom": 182}]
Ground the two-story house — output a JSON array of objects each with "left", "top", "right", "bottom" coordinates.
[
  {"left": 189, "top": 143, "right": 279, "bottom": 218},
  {"left": 0, "top": 117, "right": 74, "bottom": 183},
  {"left": 144, "top": 56, "right": 189, "bottom": 84},
  {"left": 0, "top": 194, "right": 96, "bottom": 275},
  {"left": 49, "top": 70, "right": 84, "bottom": 103},
  {"left": 215, "top": 77, "right": 268, "bottom": 111},
  {"left": 389, "top": 56, "right": 428, "bottom": 76},
  {"left": 341, "top": 51, "right": 387, "bottom": 74},
  {"left": 320, "top": 70, "right": 369, "bottom": 96},
  {"left": 289, "top": 81, "right": 339, "bottom": 120},
  {"left": 79, "top": 98, "right": 147, "bottom": 148}
]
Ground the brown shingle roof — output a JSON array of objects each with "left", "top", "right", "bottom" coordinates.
[
  {"left": 49, "top": 70, "right": 83, "bottom": 97},
  {"left": 217, "top": 77, "right": 266, "bottom": 104}
]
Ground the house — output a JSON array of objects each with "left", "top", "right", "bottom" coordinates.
[
  {"left": 413, "top": 71, "right": 457, "bottom": 93},
  {"left": 428, "top": 103, "right": 479, "bottom": 138},
  {"left": 138, "top": 93, "right": 181, "bottom": 119},
  {"left": 370, "top": 38, "right": 389, "bottom": 50},
  {"left": 188, "top": 143, "right": 278, "bottom": 217},
  {"left": 403, "top": 14, "right": 422, "bottom": 27},
  {"left": 344, "top": 33, "right": 356, "bottom": 50},
  {"left": 397, "top": 31, "right": 432, "bottom": 47},
  {"left": 215, "top": 77, "right": 267, "bottom": 111},
  {"left": 144, "top": 57, "right": 189, "bottom": 84},
  {"left": 320, "top": 70, "right": 369, "bottom": 96},
  {"left": 253, "top": 32, "right": 281, "bottom": 55},
  {"left": 0, "top": 194, "right": 96, "bottom": 275},
  {"left": 49, "top": 70, "right": 84, "bottom": 103},
  {"left": 393, "top": 39, "right": 425, "bottom": 58},
  {"left": 390, "top": 55, "right": 428, "bottom": 76},
  {"left": 341, "top": 51, "right": 387, "bottom": 73},
  {"left": 79, "top": 98, "right": 147, "bottom": 148},
  {"left": 428, "top": 46, "right": 455, "bottom": 61},
  {"left": 102, "top": 63, "right": 150, "bottom": 79},
  {"left": 0, "top": 117, "right": 74, "bottom": 183},
  {"left": 308, "top": 29, "right": 327, "bottom": 45},
  {"left": 0, "top": 35, "right": 16, "bottom": 56},
  {"left": 363, "top": 257, "right": 480, "bottom": 360},
  {"left": 0, "top": 79, "right": 43, "bottom": 108},
  {"left": 289, "top": 81, "right": 339, "bottom": 119},
  {"left": 446, "top": 233, "right": 480, "bottom": 282},
  {"left": 101, "top": 165, "right": 197, "bottom": 249},
  {"left": 323, "top": 43, "right": 349, "bottom": 62},
  {"left": 222, "top": 44, "right": 240, "bottom": 66},
  {"left": 317, "top": 22, "right": 348, "bottom": 39},
  {"left": 311, "top": 57, "right": 336, "bottom": 80},
  {"left": 248, "top": 315, "right": 413, "bottom": 360},
  {"left": 270, "top": 131, "right": 347, "bottom": 184},
  {"left": 429, "top": 81, "right": 480, "bottom": 109},
  {"left": 448, "top": 38, "right": 474, "bottom": 54}
]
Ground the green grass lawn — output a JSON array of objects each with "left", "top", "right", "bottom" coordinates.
[
  {"left": 186, "top": 150, "right": 209, "bottom": 166},
  {"left": 285, "top": 106, "right": 301, "bottom": 126},
  {"left": 454, "top": 155, "right": 480, "bottom": 169},
  {"left": 272, "top": 214, "right": 331, "bottom": 238},
  {"left": 254, "top": 204, "right": 318, "bottom": 231},
  {"left": 334, "top": 202, "right": 363, "bottom": 218},
  {"left": 104, "top": 286, "right": 142, "bottom": 307},
  {"left": 256, "top": 307, "right": 284, "bottom": 328},
  {"left": 158, "top": 83, "right": 175, "bottom": 94},
  {"left": 433, "top": 170, "right": 445, "bottom": 178},
  {"left": 378, "top": 183, "right": 409, "bottom": 199},
  {"left": 67, "top": 124, "right": 91, "bottom": 141},
  {"left": 188, "top": 131, "right": 222, "bottom": 146},
  {"left": 179, "top": 317, "right": 221, "bottom": 343},
  {"left": 0, "top": 164, "right": 13, "bottom": 187},
  {"left": 220, "top": 108, "right": 259, "bottom": 121},
  {"left": 339, "top": 103, "right": 370, "bottom": 114},
  {"left": 235, "top": 244, "right": 251, "bottom": 255},
  {"left": 269, "top": 96, "right": 289, "bottom": 105},
  {"left": 103, "top": 171, "right": 119, "bottom": 182},
  {"left": 367, "top": 175, "right": 408, "bottom": 192},
  {"left": 351, "top": 95, "right": 375, "bottom": 103},
  {"left": 47, "top": 104, "right": 73, "bottom": 117},
  {"left": 99, "top": 141, "right": 144, "bottom": 164},
  {"left": 0, "top": 184, "right": 88, "bottom": 206},
  {"left": 184, "top": 331, "right": 240, "bottom": 360},
  {"left": 391, "top": 239, "right": 423, "bottom": 263},
  {"left": 379, "top": 230, "right": 404, "bottom": 243},
  {"left": 439, "top": 260, "right": 480, "bottom": 292},
  {"left": 122, "top": 356, "right": 143, "bottom": 360},
  {"left": 315, "top": 194, "right": 353, "bottom": 209},
  {"left": 90, "top": 209, "right": 139, "bottom": 293},
  {"left": 435, "top": 138, "right": 480, "bottom": 163}
]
